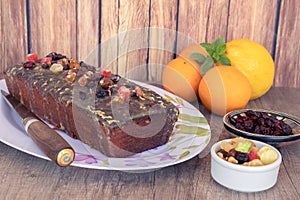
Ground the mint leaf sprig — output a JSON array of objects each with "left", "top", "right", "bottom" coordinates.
[{"left": 189, "top": 36, "right": 231, "bottom": 75}]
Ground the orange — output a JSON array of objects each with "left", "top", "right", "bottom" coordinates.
[
  {"left": 162, "top": 56, "right": 201, "bottom": 102},
  {"left": 225, "top": 39, "right": 275, "bottom": 100},
  {"left": 198, "top": 66, "right": 252, "bottom": 116},
  {"left": 178, "top": 44, "right": 209, "bottom": 68}
]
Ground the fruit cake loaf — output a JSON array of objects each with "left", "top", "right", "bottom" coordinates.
[{"left": 4, "top": 52, "right": 179, "bottom": 157}]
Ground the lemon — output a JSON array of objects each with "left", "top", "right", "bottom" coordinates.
[{"left": 225, "top": 39, "right": 275, "bottom": 100}]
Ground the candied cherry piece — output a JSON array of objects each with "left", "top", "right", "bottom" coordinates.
[
  {"left": 41, "top": 57, "right": 52, "bottom": 65},
  {"left": 249, "top": 150, "right": 259, "bottom": 161},
  {"left": 99, "top": 77, "right": 113, "bottom": 89},
  {"left": 26, "top": 53, "right": 38, "bottom": 62},
  {"left": 101, "top": 68, "right": 112, "bottom": 77}
]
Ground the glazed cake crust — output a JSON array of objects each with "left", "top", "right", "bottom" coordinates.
[{"left": 4, "top": 53, "right": 179, "bottom": 157}]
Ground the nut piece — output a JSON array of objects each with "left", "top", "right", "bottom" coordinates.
[
  {"left": 217, "top": 152, "right": 224, "bottom": 159},
  {"left": 243, "top": 159, "right": 264, "bottom": 166},
  {"left": 228, "top": 156, "right": 238, "bottom": 164},
  {"left": 50, "top": 63, "right": 64, "bottom": 73}
]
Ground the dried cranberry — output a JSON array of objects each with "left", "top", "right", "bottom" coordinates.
[
  {"left": 245, "top": 110, "right": 256, "bottom": 117},
  {"left": 282, "top": 123, "right": 292, "bottom": 135},
  {"left": 243, "top": 120, "right": 254, "bottom": 131},
  {"left": 229, "top": 110, "right": 293, "bottom": 136},
  {"left": 229, "top": 116, "right": 237, "bottom": 125}
]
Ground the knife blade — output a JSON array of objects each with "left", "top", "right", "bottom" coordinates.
[{"left": 1, "top": 90, "right": 74, "bottom": 167}]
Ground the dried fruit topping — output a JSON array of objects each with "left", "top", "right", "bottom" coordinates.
[
  {"left": 79, "top": 61, "right": 88, "bottom": 68},
  {"left": 46, "top": 52, "right": 66, "bottom": 61},
  {"left": 69, "top": 58, "right": 81, "bottom": 70},
  {"left": 229, "top": 110, "right": 293, "bottom": 136},
  {"left": 101, "top": 68, "right": 112, "bottom": 77},
  {"left": 50, "top": 63, "right": 64, "bottom": 73},
  {"left": 249, "top": 150, "right": 259, "bottom": 161},
  {"left": 26, "top": 53, "right": 38, "bottom": 62},
  {"left": 96, "top": 89, "right": 106, "bottom": 98},
  {"left": 135, "top": 86, "right": 143, "bottom": 97},
  {"left": 118, "top": 86, "right": 131, "bottom": 100},
  {"left": 65, "top": 72, "right": 77, "bottom": 83},
  {"left": 235, "top": 152, "right": 250, "bottom": 164},
  {"left": 40, "top": 57, "right": 52, "bottom": 65},
  {"left": 23, "top": 61, "right": 36, "bottom": 68},
  {"left": 78, "top": 75, "right": 88, "bottom": 87},
  {"left": 41, "top": 64, "right": 49, "bottom": 69},
  {"left": 99, "top": 77, "right": 113, "bottom": 89},
  {"left": 111, "top": 74, "right": 121, "bottom": 83},
  {"left": 58, "top": 58, "right": 69, "bottom": 70},
  {"left": 235, "top": 141, "right": 252, "bottom": 153}
]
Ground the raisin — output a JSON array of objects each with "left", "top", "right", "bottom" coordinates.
[
  {"left": 111, "top": 74, "right": 121, "bottom": 84},
  {"left": 23, "top": 61, "right": 35, "bottom": 68},
  {"left": 235, "top": 152, "right": 249, "bottom": 164},
  {"left": 96, "top": 89, "right": 106, "bottom": 98}
]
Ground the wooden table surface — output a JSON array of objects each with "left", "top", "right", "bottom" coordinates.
[{"left": 0, "top": 86, "right": 299, "bottom": 200}]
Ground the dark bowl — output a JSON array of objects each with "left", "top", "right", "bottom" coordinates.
[{"left": 223, "top": 109, "right": 300, "bottom": 146}]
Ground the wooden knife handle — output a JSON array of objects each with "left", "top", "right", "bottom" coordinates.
[{"left": 23, "top": 117, "right": 75, "bottom": 167}]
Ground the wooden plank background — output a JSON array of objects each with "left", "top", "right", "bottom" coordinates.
[{"left": 0, "top": 0, "right": 299, "bottom": 87}]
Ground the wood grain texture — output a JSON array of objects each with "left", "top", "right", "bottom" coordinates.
[
  {"left": 1, "top": 1, "right": 300, "bottom": 87},
  {"left": 0, "top": 88, "right": 300, "bottom": 200},
  {"left": 100, "top": 0, "right": 119, "bottom": 73},
  {"left": 147, "top": 0, "right": 178, "bottom": 83},
  {"left": 29, "top": 0, "right": 77, "bottom": 58},
  {"left": 0, "top": 0, "right": 28, "bottom": 78},
  {"left": 77, "top": 0, "right": 100, "bottom": 67},
  {"left": 117, "top": 0, "right": 150, "bottom": 81},
  {"left": 177, "top": 0, "right": 229, "bottom": 53},
  {"left": 227, "top": 0, "right": 278, "bottom": 54},
  {"left": 274, "top": 0, "right": 300, "bottom": 88}
]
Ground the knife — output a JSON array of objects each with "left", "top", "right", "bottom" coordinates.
[{"left": 1, "top": 90, "right": 75, "bottom": 167}]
